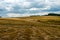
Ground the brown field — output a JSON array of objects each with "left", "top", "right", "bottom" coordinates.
[{"left": 0, "top": 16, "right": 60, "bottom": 40}]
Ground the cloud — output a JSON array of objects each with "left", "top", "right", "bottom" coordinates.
[
  {"left": 7, "top": 13, "right": 21, "bottom": 17},
  {"left": 0, "top": 7, "right": 7, "bottom": 13},
  {"left": 20, "top": 2, "right": 32, "bottom": 8},
  {"left": 6, "top": 13, "right": 30, "bottom": 17},
  {"left": 0, "top": 0, "right": 60, "bottom": 17},
  {"left": 6, "top": 12, "right": 48, "bottom": 17}
]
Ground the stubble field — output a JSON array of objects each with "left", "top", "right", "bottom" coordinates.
[{"left": 0, "top": 16, "right": 60, "bottom": 40}]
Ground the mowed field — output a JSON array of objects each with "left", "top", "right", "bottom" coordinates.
[{"left": 0, "top": 16, "right": 60, "bottom": 40}]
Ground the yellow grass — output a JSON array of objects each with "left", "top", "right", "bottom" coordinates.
[{"left": 0, "top": 16, "right": 60, "bottom": 40}]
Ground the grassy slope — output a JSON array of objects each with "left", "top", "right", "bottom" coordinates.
[{"left": 0, "top": 16, "right": 60, "bottom": 40}]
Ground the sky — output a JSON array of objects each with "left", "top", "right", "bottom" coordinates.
[{"left": 0, "top": 0, "right": 60, "bottom": 17}]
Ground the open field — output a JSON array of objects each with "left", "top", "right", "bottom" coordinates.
[{"left": 0, "top": 16, "right": 60, "bottom": 40}]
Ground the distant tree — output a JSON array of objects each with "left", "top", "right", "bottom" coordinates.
[
  {"left": 48, "top": 13, "right": 60, "bottom": 16},
  {"left": 45, "top": 13, "right": 60, "bottom": 16}
]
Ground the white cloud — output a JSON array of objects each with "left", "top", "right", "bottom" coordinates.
[
  {"left": 7, "top": 13, "right": 21, "bottom": 17},
  {"left": 28, "top": 12, "right": 48, "bottom": 16},
  {"left": 29, "top": 6, "right": 51, "bottom": 11},
  {"left": 4, "top": 0, "right": 16, "bottom": 3},
  {"left": 29, "top": 8, "right": 39, "bottom": 10},
  {"left": 19, "top": 2, "right": 32, "bottom": 8},
  {"left": 34, "top": 0, "right": 45, "bottom": 2},
  {"left": 6, "top": 13, "right": 30, "bottom": 17},
  {"left": 42, "top": 6, "right": 51, "bottom": 10},
  {"left": 6, "top": 12, "right": 48, "bottom": 17},
  {"left": 5, "top": 6, "right": 13, "bottom": 11}
]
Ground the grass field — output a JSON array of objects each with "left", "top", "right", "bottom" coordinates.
[{"left": 0, "top": 16, "right": 60, "bottom": 40}]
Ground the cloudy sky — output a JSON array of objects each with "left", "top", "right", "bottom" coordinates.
[{"left": 0, "top": 0, "right": 60, "bottom": 17}]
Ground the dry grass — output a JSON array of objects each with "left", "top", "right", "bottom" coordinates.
[{"left": 0, "top": 16, "right": 60, "bottom": 40}]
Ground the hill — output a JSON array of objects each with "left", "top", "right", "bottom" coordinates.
[{"left": 0, "top": 16, "right": 60, "bottom": 40}]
